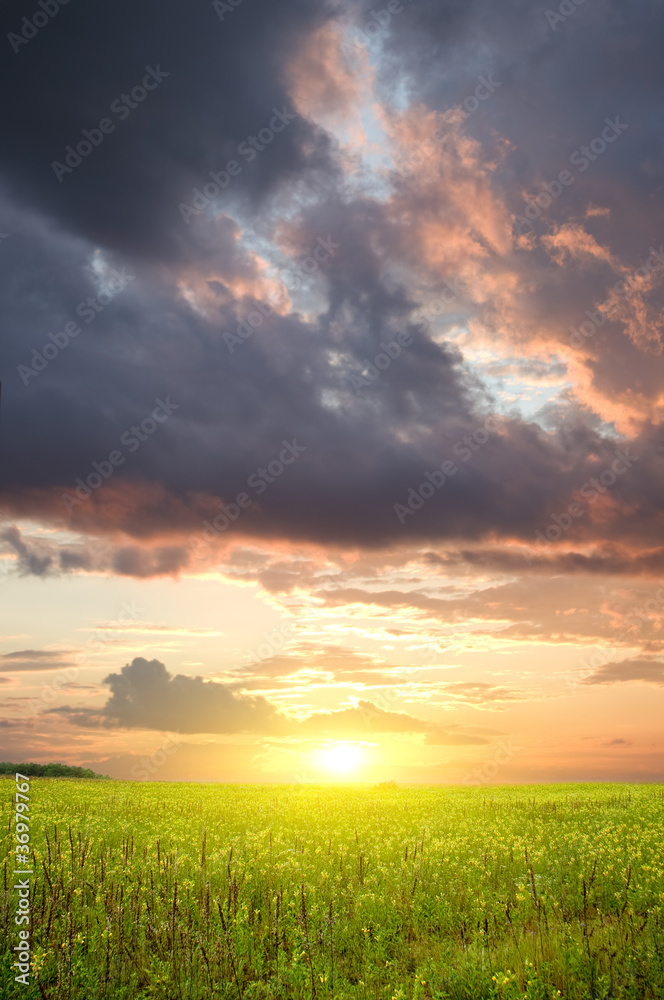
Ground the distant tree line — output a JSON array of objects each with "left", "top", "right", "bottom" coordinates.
[{"left": 0, "top": 761, "right": 110, "bottom": 778}]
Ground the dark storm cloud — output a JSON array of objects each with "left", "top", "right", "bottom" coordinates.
[
  {"left": 378, "top": 0, "right": 664, "bottom": 397},
  {"left": 1, "top": 0, "right": 663, "bottom": 558},
  {"left": 380, "top": 0, "right": 662, "bottom": 213},
  {"left": 426, "top": 547, "right": 664, "bottom": 578},
  {"left": 0, "top": 0, "right": 337, "bottom": 263},
  {"left": 0, "top": 189, "right": 486, "bottom": 549},
  {"left": 0, "top": 273, "right": 657, "bottom": 551}
]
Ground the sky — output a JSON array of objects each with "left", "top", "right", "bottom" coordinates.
[{"left": 1, "top": 0, "right": 663, "bottom": 784}]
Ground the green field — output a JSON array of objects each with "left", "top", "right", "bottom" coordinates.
[{"left": 2, "top": 781, "right": 664, "bottom": 999}]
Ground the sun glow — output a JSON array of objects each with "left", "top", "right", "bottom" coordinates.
[{"left": 313, "top": 742, "right": 365, "bottom": 776}]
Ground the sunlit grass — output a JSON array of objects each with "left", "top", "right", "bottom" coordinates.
[{"left": 2, "top": 781, "right": 664, "bottom": 999}]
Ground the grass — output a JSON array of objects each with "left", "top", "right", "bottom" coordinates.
[{"left": 2, "top": 781, "right": 664, "bottom": 999}]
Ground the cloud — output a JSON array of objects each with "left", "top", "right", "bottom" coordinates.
[
  {"left": 581, "top": 658, "right": 664, "bottom": 687},
  {"left": 0, "top": 650, "right": 77, "bottom": 672},
  {"left": 423, "top": 728, "right": 490, "bottom": 746},
  {"left": 45, "top": 655, "right": 494, "bottom": 740},
  {"left": 1, "top": 0, "right": 664, "bottom": 737},
  {"left": 85, "top": 624, "right": 224, "bottom": 636},
  {"left": 299, "top": 700, "right": 431, "bottom": 735},
  {"left": 1, "top": 526, "right": 64, "bottom": 578},
  {"left": 227, "top": 644, "right": 404, "bottom": 688},
  {"left": 54, "top": 657, "right": 286, "bottom": 734},
  {"left": 0, "top": 0, "right": 336, "bottom": 263},
  {"left": 438, "top": 681, "right": 525, "bottom": 706},
  {"left": 1, "top": 1, "right": 663, "bottom": 560},
  {"left": 49, "top": 656, "right": 435, "bottom": 735}
]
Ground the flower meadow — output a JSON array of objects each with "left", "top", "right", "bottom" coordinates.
[{"left": 2, "top": 781, "right": 664, "bottom": 999}]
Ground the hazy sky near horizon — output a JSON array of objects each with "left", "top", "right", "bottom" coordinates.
[{"left": 1, "top": 0, "right": 664, "bottom": 783}]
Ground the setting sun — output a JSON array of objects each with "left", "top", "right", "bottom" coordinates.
[{"left": 313, "top": 742, "right": 365, "bottom": 777}]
